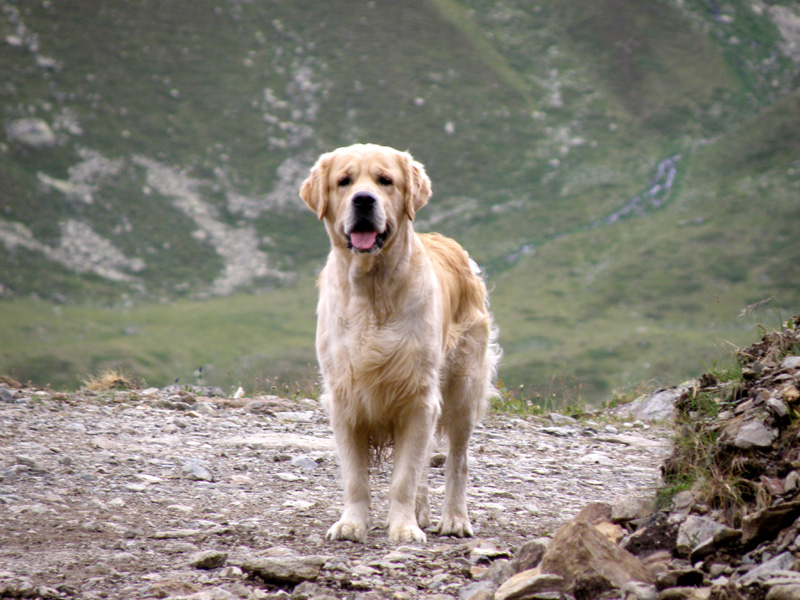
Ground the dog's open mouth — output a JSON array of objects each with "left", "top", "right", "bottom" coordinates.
[{"left": 347, "top": 228, "right": 388, "bottom": 253}]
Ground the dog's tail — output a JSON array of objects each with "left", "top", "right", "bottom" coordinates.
[{"left": 472, "top": 260, "right": 503, "bottom": 419}]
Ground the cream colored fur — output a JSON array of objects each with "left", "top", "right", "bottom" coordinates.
[{"left": 300, "top": 143, "right": 500, "bottom": 543}]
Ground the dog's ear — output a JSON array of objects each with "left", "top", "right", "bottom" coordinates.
[
  {"left": 402, "top": 153, "right": 432, "bottom": 221},
  {"left": 300, "top": 155, "right": 330, "bottom": 220}
]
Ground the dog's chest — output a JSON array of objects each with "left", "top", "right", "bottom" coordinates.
[{"left": 328, "top": 294, "right": 440, "bottom": 380}]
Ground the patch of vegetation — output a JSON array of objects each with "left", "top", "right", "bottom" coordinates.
[
  {"left": 81, "top": 369, "right": 137, "bottom": 392},
  {"left": 490, "top": 377, "right": 588, "bottom": 418},
  {"left": 658, "top": 317, "right": 800, "bottom": 523}
]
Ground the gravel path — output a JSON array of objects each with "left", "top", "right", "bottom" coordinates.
[{"left": 0, "top": 386, "right": 669, "bottom": 599}]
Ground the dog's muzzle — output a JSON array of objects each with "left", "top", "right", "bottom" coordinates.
[{"left": 346, "top": 191, "right": 387, "bottom": 253}]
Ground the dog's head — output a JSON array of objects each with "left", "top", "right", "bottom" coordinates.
[{"left": 300, "top": 144, "right": 431, "bottom": 255}]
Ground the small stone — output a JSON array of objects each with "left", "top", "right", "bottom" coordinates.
[
  {"left": 190, "top": 549, "right": 228, "bottom": 570},
  {"left": 781, "top": 356, "right": 800, "bottom": 371},
  {"left": 14, "top": 455, "right": 38, "bottom": 469},
  {"left": 621, "top": 581, "right": 658, "bottom": 600},
  {"left": 785, "top": 471, "right": 800, "bottom": 494},
  {"left": 740, "top": 552, "right": 797, "bottom": 585},
  {"left": 767, "top": 584, "right": 800, "bottom": 600},
  {"left": 511, "top": 539, "right": 549, "bottom": 573},
  {"left": 66, "top": 422, "right": 87, "bottom": 433},
  {"left": 35, "top": 586, "right": 61, "bottom": 599},
  {"left": 290, "top": 455, "right": 319, "bottom": 470},
  {"left": 671, "top": 490, "right": 695, "bottom": 513},
  {"left": 742, "top": 502, "right": 800, "bottom": 546},
  {"left": 675, "top": 515, "right": 737, "bottom": 557},
  {"left": 282, "top": 499, "right": 314, "bottom": 510},
  {"left": 458, "top": 580, "right": 496, "bottom": 600},
  {"left": 762, "top": 476, "right": 786, "bottom": 497},
  {"left": 124, "top": 482, "right": 149, "bottom": 492},
  {"left": 658, "top": 587, "right": 711, "bottom": 600},
  {"left": 431, "top": 453, "right": 447, "bottom": 468},
  {"left": 768, "top": 397, "right": 790, "bottom": 418},
  {"left": 732, "top": 420, "right": 776, "bottom": 450},
  {"left": 541, "top": 426, "right": 573, "bottom": 438},
  {"left": 182, "top": 459, "right": 213, "bottom": 482},
  {"left": 469, "top": 543, "right": 512, "bottom": 564},
  {"left": 276, "top": 472, "right": 305, "bottom": 482},
  {"left": 153, "top": 528, "right": 203, "bottom": 539},
  {"left": 622, "top": 513, "right": 679, "bottom": 558},
  {"left": 612, "top": 494, "right": 656, "bottom": 522},
  {"left": 656, "top": 566, "right": 704, "bottom": 590},
  {"left": 124, "top": 528, "right": 143, "bottom": 539},
  {"left": 494, "top": 570, "right": 564, "bottom": 600},
  {"left": 578, "top": 452, "right": 615, "bottom": 466},
  {"left": 549, "top": 413, "right": 576, "bottom": 425},
  {"left": 0, "top": 387, "right": 15, "bottom": 403},
  {"left": 146, "top": 578, "right": 203, "bottom": 598},
  {"left": 783, "top": 385, "right": 800, "bottom": 404},
  {"left": 707, "top": 563, "right": 728, "bottom": 578},
  {"left": 274, "top": 411, "right": 314, "bottom": 422},
  {"left": 192, "top": 401, "right": 216, "bottom": 415},
  {"left": 241, "top": 555, "right": 327, "bottom": 584},
  {"left": 230, "top": 474, "right": 253, "bottom": 485}
]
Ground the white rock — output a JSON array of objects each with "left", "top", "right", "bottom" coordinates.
[
  {"left": 5, "top": 118, "right": 56, "bottom": 149},
  {"left": 578, "top": 452, "right": 615, "bottom": 466},
  {"left": 781, "top": 356, "right": 800, "bottom": 371},
  {"left": 733, "top": 420, "right": 776, "bottom": 449}
]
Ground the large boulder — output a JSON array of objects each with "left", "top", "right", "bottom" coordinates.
[{"left": 538, "top": 506, "right": 654, "bottom": 600}]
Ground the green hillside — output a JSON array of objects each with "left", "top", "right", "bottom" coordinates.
[{"left": 1, "top": 0, "right": 799, "bottom": 402}]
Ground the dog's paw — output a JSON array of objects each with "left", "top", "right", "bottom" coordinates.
[
  {"left": 326, "top": 519, "right": 367, "bottom": 543},
  {"left": 437, "top": 514, "right": 474, "bottom": 538},
  {"left": 416, "top": 499, "right": 431, "bottom": 530},
  {"left": 388, "top": 521, "right": 427, "bottom": 544}
]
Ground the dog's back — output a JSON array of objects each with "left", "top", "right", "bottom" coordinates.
[
  {"left": 419, "top": 232, "right": 493, "bottom": 351},
  {"left": 419, "top": 232, "right": 500, "bottom": 422}
]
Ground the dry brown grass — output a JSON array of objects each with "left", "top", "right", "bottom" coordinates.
[{"left": 81, "top": 370, "right": 136, "bottom": 392}]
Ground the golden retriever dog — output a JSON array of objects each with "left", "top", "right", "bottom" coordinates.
[{"left": 300, "top": 143, "right": 500, "bottom": 543}]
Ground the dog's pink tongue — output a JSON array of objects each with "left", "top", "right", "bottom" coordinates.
[{"left": 351, "top": 231, "right": 377, "bottom": 250}]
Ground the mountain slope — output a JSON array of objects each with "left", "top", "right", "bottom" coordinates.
[{"left": 1, "top": 0, "right": 799, "bottom": 400}]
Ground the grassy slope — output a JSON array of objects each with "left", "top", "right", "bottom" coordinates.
[
  {"left": 1, "top": 278, "right": 318, "bottom": 392},
  {"left": 495, "top": 88, "right": 800, "bottom": 399},
  {"left": 1, "top": 0, "right": 799, "bottom": 400}
]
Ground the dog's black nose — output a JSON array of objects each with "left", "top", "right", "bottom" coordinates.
[{"left": 352, "top": 192, "right": 376, "bottom": 209}]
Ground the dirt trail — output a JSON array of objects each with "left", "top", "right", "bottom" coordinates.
[{"left": 0, "top": 386, "right": 669, "bottom": 599}]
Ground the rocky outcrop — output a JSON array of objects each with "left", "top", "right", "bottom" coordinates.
[{"left": 487, "top": 317, "right": 800, "bottom": 600}]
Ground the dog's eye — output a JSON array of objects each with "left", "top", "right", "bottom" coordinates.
[
  {"left": 378, "top": 176, "right": 393, "bottom": 186},
  {"left": 338, "top": 176, "right": 351, "bottom": 187}
]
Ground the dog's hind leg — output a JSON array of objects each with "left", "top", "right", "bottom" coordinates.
[
  {"left": 437, "top": 364, "right": 485, "bottom": 536},
  {"left": 415, "top": 437, "right": 433, "bottom": 530},
  {"left": 437, "top": 418, "right": 474, "bottom": 537}
]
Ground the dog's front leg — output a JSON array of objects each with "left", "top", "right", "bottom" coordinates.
[
  {"left": 327, "top": 419, "right": 371, "bottom": 543},
  {"left": 388, "top": 403, "right": 435, "bottom": 543}
]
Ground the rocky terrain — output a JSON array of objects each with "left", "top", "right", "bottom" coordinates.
[
  {"left": 0, "top": 378, "right": 668, "bottom": 599},
  {"left": 3, "top": 317, "right": 800, "bottom": 600}
]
